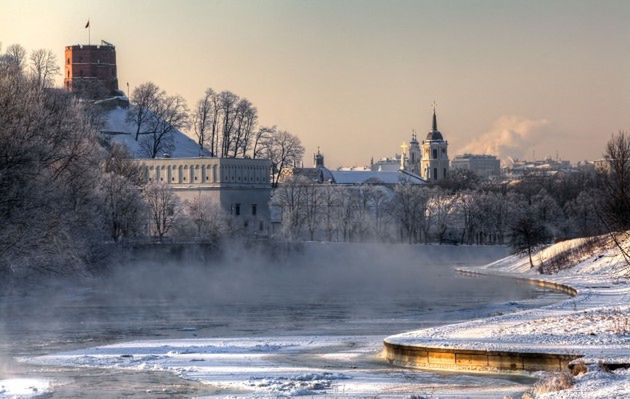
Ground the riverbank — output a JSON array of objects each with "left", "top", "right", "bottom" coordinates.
[{"left": 385, "top": 236, "right": 630, "bottom": 398}]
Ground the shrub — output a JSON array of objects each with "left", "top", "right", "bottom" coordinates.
[{"left": 532, "top": 372, "right": 574, "bottom": 394}]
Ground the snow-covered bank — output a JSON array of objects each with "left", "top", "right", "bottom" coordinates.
[
  {"left": 0, "top": 378, "right": 51, "bottom": 399},
  {"left": 386, "top": 236, "right": 630, "bottom": 398},
  {"left": 24, "top": 335, "right": 532, "bottom": 397}
]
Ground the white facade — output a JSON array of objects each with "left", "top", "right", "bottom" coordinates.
[
  {"left": 137, "top": 157, "right": 272, "bottom": 234},
  {"left": 451, "top": 154, "right": 500, "bottom": 178}
]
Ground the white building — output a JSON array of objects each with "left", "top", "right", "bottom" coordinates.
[
  {"left": 137, "top": 157, "right": 272, "bottom": 234},
  {"left": 451, "top": 154, "right": 500, "bottom": 178}
]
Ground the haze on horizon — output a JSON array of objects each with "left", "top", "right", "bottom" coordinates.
[{"left": 1, "top": 0, "right": 628, "bottom": 168}]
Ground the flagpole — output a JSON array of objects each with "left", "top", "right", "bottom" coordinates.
[{"left": 89, "top": 19, "right": 91, "bottom": 45}]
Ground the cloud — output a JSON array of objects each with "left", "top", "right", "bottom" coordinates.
[{"left": 457, "top": 116, "right": 550, "bottom": 162}]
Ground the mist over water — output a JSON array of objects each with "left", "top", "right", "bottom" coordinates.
[{"left": 0, "top": 243, "right": 565, "bottom": 397}]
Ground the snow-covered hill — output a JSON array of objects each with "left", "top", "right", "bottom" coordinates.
[{"left": 101, "top": 107, "right": 204, "bottom": 158}]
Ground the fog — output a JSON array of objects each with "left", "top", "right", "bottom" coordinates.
[
  {"left": 0, "top": 242, "right": 570, "bottom": 397},
  {"left": 0, "top": 243, "right": 525, "bottom": 350}
]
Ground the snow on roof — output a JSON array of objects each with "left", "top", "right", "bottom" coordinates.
[
  {"left": 101, "top": 107, "right": 206, "bottom": 158},
  {"left": 330, "top": 170, "right": 425, "bottom": 185}
]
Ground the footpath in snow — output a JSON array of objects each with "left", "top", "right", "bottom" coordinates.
[{"left": 386, "top": 236, "right": 630, "bottom": 398}]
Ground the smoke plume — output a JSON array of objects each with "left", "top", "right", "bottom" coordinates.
[{"left": 457, "top": 116, "right": 550, "bottom": 161}]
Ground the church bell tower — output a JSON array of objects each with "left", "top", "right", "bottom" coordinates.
[{"left": 421, "top": 104, "right": 449, "bottom": 181}]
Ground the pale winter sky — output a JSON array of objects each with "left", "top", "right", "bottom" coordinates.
[{"left": 1, "top": 0, "right": 629, "bottom": 168}]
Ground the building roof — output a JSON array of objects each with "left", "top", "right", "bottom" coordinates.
[{"left": 424, "top": 107, "right": 444, "bottom": 141}]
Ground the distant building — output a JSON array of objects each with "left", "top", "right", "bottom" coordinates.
[
  {"left": 451, "top": 154, "right": 500, "bottom": 178},
  {"left": 504, "top": 158, "right": 574, "bottom": 178},
  {"left": 371, "top": 156, "right": 401, "bottom": 172},
  {"left": 137, "top": 157, "right": 272, "bottom": 235},
  {"left": 400, "top": 134, "right": 421, "bottom": 175},
  {"left": 396, "top": 105, "right": 450, "bottom": 181},
  {"left": 288, "top": 148, "right": 425, "bottom": 186},
  {"left": 64, "top": 41, "right": 119, "bottom": 95},
  {"left": 420, "top": 106, "right": 449, "bottom": 181}
]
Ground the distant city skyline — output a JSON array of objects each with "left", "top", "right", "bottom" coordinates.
[{"left": 2, "top": 0, "right": 628, "bottom": 167}]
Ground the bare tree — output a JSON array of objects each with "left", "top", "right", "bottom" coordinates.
[
  {"left": 600, "top": 131, "right": 630, "bottom": 230},
  {"left": 127, "top": 82, "right": 161, "bottom": 141},
  {"left": 260, "top": 128, "right": 305, "bottom": 187},
  {"left": 139, "top": 94, "right": 190, "bottom": 158},
  {"left": 191, "top": 88, "right": 216, "bottom": 155},
  {"left": 510, "top": 203, "right": 551, "bottom": 269},
  {"left": 252, "top": 126, "right": 274, "bottom": 159},
  {"left": 144, "top": 181, "right": 180, "bottom": 240},
  {"left": 29, "top": 49, "right": 60, "bottom": 88},
  {"left": 218, "top": 91, "right": 239, "bottom": 157},
  {"left": 4, "top": 44, "right": 26, "bottom": 72},
  {"left": 390, "top": 182, "right": 429, "bottom": 243}
]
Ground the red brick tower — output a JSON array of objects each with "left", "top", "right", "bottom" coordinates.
[{"left": 64, "top": 41, "right": 119, "bottom": 96}]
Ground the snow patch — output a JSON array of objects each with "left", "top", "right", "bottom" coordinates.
[{"left": 0, "top": 378, "right": 51, "bottom": 399}]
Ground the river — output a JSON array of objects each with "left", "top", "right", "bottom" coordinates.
[{"left": 0, "top": 243, "right": 566, "bottom": 398}]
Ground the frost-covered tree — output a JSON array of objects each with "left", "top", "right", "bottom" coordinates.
[
  {"left": 128, "top": 82, "right": 161, "bottom": 141},
  {"left": 139, "top": 94, "right": 190, "bottom": 158},
  {"left": 100, "top": 144, "right": 146, "bottom": 241},
  {"left": 191, "top": 88, "right": 217, "bottom": 155},
  {"left": 599, "top": 131, "right": 630, "bottom": 231},
  {"left": 144, "top": 181, "right": 180, "bottom": 240},
  {"left": 510, "top": 198, "right": 552, "bottom": 269},
  {"left": 0, "top": 54, "right": 107, "bottom": 275},
  {"left": 259, "top": 128, "right": 305, "bottom": 187},
  {"left": 390, "top": 183, "right": 429, "bottom": 243},
  {"left": 28, "top": 49, "right": 60, "bottom": 88}
]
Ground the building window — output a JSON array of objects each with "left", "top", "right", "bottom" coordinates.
[
  {"left": 433, "top": 168, "right": 437, "bottom": 180},
  {"left": 432, "top": 149, "right": 438, "bottom": 159},
  {"left": 252, "top": 204, "right": 257, "bottom": 216},
  {"left": 259, "top": 221, "right": 264, "bottom": 231},
  {"left": 444, "top": 168, "right": 447, "bottom": 177},
  {"left": 235, "top": 203, "right": 241, "bottom": 216}
]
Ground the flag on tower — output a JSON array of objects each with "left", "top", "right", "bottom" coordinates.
[{"left": 85, "top": 20, "right": 90, "bottom": 29}]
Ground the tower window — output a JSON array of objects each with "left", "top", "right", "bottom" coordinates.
[
  {"left": 252, "top": 204, "right": 257, "bottom": 216},
  {"left": 433, "top": 168, "right": 437, "bottom": 180},
  {"left": 433, "top": 149, "right": 438, "bottom": 159},
  {"left": 234, "top": 203, "right": 241, "bottom": 216}
]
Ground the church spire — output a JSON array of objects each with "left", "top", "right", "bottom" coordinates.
[{"left": 432, "top": 101, "right": 438, "bottom": 132}]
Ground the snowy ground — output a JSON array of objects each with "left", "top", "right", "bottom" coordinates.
[
  {"left": 24, "top": 335, "right": 539, "bottom": 398},
  {"left": 0, "top": 378, "right": 51, "bottom": 399},
  {"left": 386, "top": 237, "right": 630, "bottom": 398},
  {"left": 103, "top": 107, "right": 204, "bottom": 158}
]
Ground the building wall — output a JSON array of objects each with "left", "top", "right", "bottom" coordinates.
[
  {"left": 451, "top": 155, "right": 500, "bottom": 178},
  {"left": 64, "top": 44, "right": 118, "bottom": 94},
  {"left": 136, "top": 157, "right": 272, "bottom": 235}
]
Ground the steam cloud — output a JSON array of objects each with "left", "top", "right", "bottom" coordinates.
[{"left": 458, "top": 116, "right": 550, "bottom": 162}]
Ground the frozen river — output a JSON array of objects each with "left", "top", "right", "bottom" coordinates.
[{"left": 0, "top": 243, "right": 567, "bottom": 398}]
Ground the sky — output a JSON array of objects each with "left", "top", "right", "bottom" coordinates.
[{"left": 1, "top": 0, "right": 629, "bottom": 168}]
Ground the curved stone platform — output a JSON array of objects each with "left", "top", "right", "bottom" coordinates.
[
  {"left": 384, "top": 269, "right": 581, "bottom": 373},
  {"left": 383, "top": 341, "right": 580, "bottom": 372}
]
